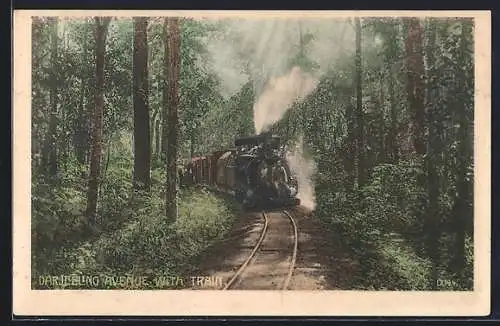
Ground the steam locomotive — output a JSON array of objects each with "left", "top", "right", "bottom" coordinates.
[{"left": 183, "top": 132, "right": 300, "bottom": 210}]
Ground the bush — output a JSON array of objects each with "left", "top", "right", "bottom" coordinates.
[
  {"left": 361, "top": 160, "right": 424, "bottom": 235},
  {"left": 314, "top": 158, "right": 443, "bottom": 290},
  {"left": 377, "top": 238, "right": 433, "bottom": 290},
  {"left": 32, "top": 141, "right": 239, "bottom": 289},
  {"left": 97, "top": 165, "right": 134, "bottom": 230},
  {"left": 32, "top": 173, "right": 88, "bottom": 277},
  {"left": 314, "top": 155, "right": 475, "bottom": 291},
  {"left": 33, "top": 184, "right": 238, "bottom": 289}
]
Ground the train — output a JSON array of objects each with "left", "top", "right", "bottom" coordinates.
[{"left": 182, "top": 132, "right": 301, "bottom": 210}]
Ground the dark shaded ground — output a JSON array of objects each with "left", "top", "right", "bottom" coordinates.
[{"left": 189, "top": 205, "right": 363, "bottom": 290}]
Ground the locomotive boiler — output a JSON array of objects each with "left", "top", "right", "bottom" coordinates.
[{"left": 184, "top": 132, "right": 300, "bottom": 210}]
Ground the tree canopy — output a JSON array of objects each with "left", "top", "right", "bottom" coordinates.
[{"left": 31, "top": 16, "right": 474, "bottom": 291}]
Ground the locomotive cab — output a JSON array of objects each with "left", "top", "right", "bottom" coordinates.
[{"left": 232, "top": 133, "right": 302, "bottom": 210}]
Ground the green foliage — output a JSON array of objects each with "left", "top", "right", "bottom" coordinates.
[
  {"left": 361, "top": 160, "right": 424, "bottom": 234},
  {"left": 378, "top": 238, "right": 433, "bottom": 290},
  {"left": 31, "top": 17, "right": 475, "bottom": 291},
  {"left": 98, "top": 165, "right": 133, "bottom": 225},
  {"left": 32, "top": 182, "right": 86, "bottom": 248},
  {"left": 33, "top": 179, "right": 237, "bottom": 289},
  {"left": 196, "top": 80, "right": 255, "bottom": 153},
  {"left": 31, "top": 168, "right": 88, "bottom": 277},
  {"left": 315, "top": 160, "right": 423, "bottom": 248},
  {"left": 314, "top": 154, "right": 472, "bottom": 290}
]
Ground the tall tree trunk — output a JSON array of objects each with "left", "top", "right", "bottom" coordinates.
[
  {"left": 75, "top": 78, "right": 87, "bottom": 165},
  {"left": 83, "top": 20, "right": 94, "bottom": 167},
  {"left": 344, "top": 102, "right": 355, "bottom": 189},
  {"left": 298, "top": 22, "right": 308, "bottom": 126},
  {"left": 59, "top": 23, "right": 70, "bottom": 172},
  {"left": 424, "top": 18, "right": 440, "bottom": 289},
  {"left": 385, "top": 22, "right": 400, "bottom": 163},
  {"left": 378, "top": 71, "right": 386, "bottom": 163},
  {"left": 165, "top": 17, "right": 181, "bottom": 220},
  {"left": 451, "top": 20, "right": 474, "bottom": 276},
  {"left": 133, "top": 17, "right": 151, "bottom": 191},
  {"left": 161, "top": 19, "right": 169, "bottom": 160},
  {"left": 405, "top": 18, "right": 433, "bottom": 286},
  {"left": 354, "top": 17, "right": 365, "bottom": 188},
  {"left": 74, "top": 27, "right": 89, "bottom": 166},
  {"left": 150, "top": 108, "right": 159, "bottom": 164},
  {"left": 155, "top": 116, "right": 161, "bottom": 162},
  {"left": 388, "top": 73, "right": 398, "bottom": 162},
  {"left": 31, "top": 17, "right": 43, "bottom": 170},
  {"left": 404, "top": 17, "right": 426, "bottom": 156},
  {"left": 190, "top": 135, "right": 195, "bottom": 158},
  {"left": 85, "top": 17, "right": 111, "bottom": 225},
  {"left": 156, "top": 79, "right": 162, "bottom": 162},
  {"left": 43, "top": 17, "right": 58, "bottom": 177}
]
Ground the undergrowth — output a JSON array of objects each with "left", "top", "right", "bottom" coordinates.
[
  {"left": 315, "top": 159, "right": 474, "bottom": 291},
  {"left": 32, "top": 164, "right": 238, "bottom": 289}
]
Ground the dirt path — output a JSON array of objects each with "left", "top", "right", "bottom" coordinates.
[
  {"left": 190, "top": 206, "right": 360, "bottom": 290},
  {"left": 288, "top": 206, "right": 361, "bottom": 290}
]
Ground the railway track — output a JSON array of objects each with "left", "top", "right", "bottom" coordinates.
[{"left": 223, "top": 210, "right": 299, "bottom": 290}]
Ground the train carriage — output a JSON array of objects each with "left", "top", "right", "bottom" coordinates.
[
  {"left": 191, "top": 157, "right": 201, "bottom": 184},
  {"left": 201, "top": 156, "right": 209, "bottom": 184},
  {"left": 183, "top": 133, "right": 300, "bottom": 210},
  {"left": 209, "top": 151, "right": 226, "bottom": 186}
]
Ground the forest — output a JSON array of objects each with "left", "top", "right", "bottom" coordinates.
[{"left": 31, "top": 15, "right": 474, "bottom": 290}]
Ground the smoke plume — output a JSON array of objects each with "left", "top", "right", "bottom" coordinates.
[
  {"left": 203, "top": 18, "right": 354, "bottom": 98},
  {"left": 253, "top": 66, "right": 318, "bottom": 134},
  {"left": 200, "top": 17, "right": 358, "bottom": 211},
  {"left": 286, "top": 135, "right": 316, "bottom": 211}
]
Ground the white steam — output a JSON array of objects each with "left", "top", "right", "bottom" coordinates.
[
  {"left": 199, "top": 17, "right": 357, "bottom": 211},
  {"left": 253, "top": 66, "right": 318, "bottom": 134},
  {"left": 286, "top": 135, "right": 316, "bottom": 211},
  {"left": 203, "top": 18, "right": 354, "bottom": 98}
]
